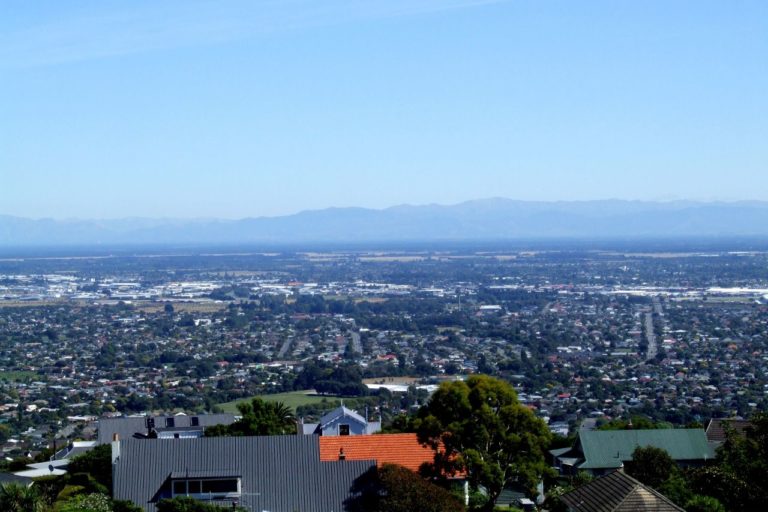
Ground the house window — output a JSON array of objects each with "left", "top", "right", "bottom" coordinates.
[
  {"left": 171, "top": 478, "right": 240, "bottom": 500},
  {"left": 166, "top": 418, "right": 175, "bottom": 428},
  {"left": 202, "top": 480, "right": 239, "bottom": 494},
  {"left": 190, "top": 416, "right": 199, "bottom": 427},
  {"left": 339, "top": 424, "right": 350, "bottom": 436}
]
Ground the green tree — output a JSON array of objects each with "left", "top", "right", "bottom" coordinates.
[
  {"left": 347, "top": 464, "right": 464, "bottom": 512},
  {"left": 543, "top": 471, "right": 593, "bottom": 512},
  {"left": 113, "top": 501, "right": 144, "bottom": 512},
  {"left": 657, "top": 472, "right": 693, "bottom": 508},
  {"left": 684, "top": 495, "right": 726, "bottom": 512},
  {"left": 68, "top": 443, "right": 113, "bottom": 491},
  {"left": 415, "top": 375, "right": 552, "bottom": 510},
  {"left": 598, "top": 415, "right": 667, "bottom": 430},
  {"left": 0, "top": 423, "right": 11, "bottom": 444},
  {"left": 59, "top": 493, "right": 113, "bottom": 512},
  {"left": 206, "top": 398, "right": 296, "bottom": 436},
  {"left": 32, "top": 474, "right": 67, "bottom": 510},
  {"left": 0, "top": 483, "right": 45, "bottom": 512},
  {"left": 377, "top": 464, "right": 464, "bottom": 512},
  {"left": 706, "top": 413, "right": 768, "bottom": 509},
  {"left": 687, "top": 466, "right": 750, "bottom": 511},
  {"left": 625, "top": 446, "right": 675, "bottom": 489},
  {"left": 383, "top": 413, "right": 416, "bottom": 434},
  {"left": 156, "top": 496, "right": 247, "bottom": 511}
]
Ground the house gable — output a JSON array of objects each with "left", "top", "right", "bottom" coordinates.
[
  {"left": 561, "top": 470, "right": 684, "bottom": 512},
  {"left": 301, "top": 405, "right": 381, "bottom": 436}
]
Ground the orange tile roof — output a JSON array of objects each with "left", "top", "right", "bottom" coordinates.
[{"left": 319, "top": 433, "right": 435, "bottom": 472}]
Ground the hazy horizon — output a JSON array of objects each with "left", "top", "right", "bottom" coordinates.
[
  {"left": 4, "top": 198, "right": 768, "bottom": 248},
  {"left": 4, "top": 196, "right": 768, "bottom": 222}
]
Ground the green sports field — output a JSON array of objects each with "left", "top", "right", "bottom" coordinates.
[
  {"left": 218, "top": 390, "right": 339, "bottom": 414},
  {"left": 0, "top": 371, "right": 40, "bottom": 382}
]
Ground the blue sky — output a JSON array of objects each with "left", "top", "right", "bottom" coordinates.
[{"left": 1, "top": 0, "right": 767, "bottom": 219}]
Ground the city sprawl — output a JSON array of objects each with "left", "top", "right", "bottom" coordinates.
[{"left": 1, "top": 247, "right": 768, "bottom": 454}]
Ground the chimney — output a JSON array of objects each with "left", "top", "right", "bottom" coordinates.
[
  {"left": 111, "top": 433, "right": 120, "bottom": 464},
  {"left": 338, "top": 448, "right": 346, "bottom": 461}
]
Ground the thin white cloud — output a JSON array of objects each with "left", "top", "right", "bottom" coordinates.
[{"left": 0, "top": 0, "right": 508, "bottom": 68}]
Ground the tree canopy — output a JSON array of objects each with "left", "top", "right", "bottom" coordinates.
[
  {"left": 598, "top": 415, "right": 670, "bottom": 431},
  {"left": 0, "top": 483, "right": 45, "bottom": 512},
  {"left": 67, "top": 443, "right": 113, "bottom": 491},
  {"left": 58, "top": 493, "right": 114, "bottom": 512},
  {"left": 347, "top": 464, "right": 464, "bottom": 512},
  {"left": 206, "top": 398, "right": 296, "bottom": 436},
  {"left": 157, "top": 496, "right": 247, "bottom": 512},
  {"left": 625, "top": 445, "right": 676, "bottom": 489},
  {"left": 415, "top": 375, "right": 552, "bottom": 509},
  {"left": 709, "top": 412, "right": 768, "bottom": 509}
]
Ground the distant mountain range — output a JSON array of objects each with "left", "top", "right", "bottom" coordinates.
[{"left": 3, "top": 199, "right": 768, "bottom": 246}]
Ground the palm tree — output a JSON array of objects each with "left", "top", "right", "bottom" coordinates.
[
  {"left": 268, "top": 401, "right": 297, "bottom": 434},
  {"left": 232, "top": 398, "right": 298, "bottom": 436},
  {"left": 0, "top": 482, "right": 45, "bottom": 512}
]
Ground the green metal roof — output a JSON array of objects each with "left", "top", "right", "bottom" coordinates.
[{"left": 577, "top": 429, "right": 714, "bottom": 469}]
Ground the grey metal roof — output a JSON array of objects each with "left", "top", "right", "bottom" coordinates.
[
  {"left": 549, "top": 447, "right": 571, "bottom": 457},
  {"left": 155, "top": 426, "right": 210, "bottom": 433},
  {"left": 112, "top": 435, "right": 376, "bottom": 512},
  {"left": 169, "top": 470, "right": 241, "bottom": 479},
  {"left": 97, "top": 414, "right": 235, "bottom": 444},
  {"left": 303, "top": 422, "right": 320, "bottom": 435},
  {"left": 561, "top": 470, "right": 684, "bottom": 512},
  {"left": 0, "top": 472, "right": 34, "bottom": 486},
  {"left": 55, "top": 441, "right": 97, "bottom": 460}
]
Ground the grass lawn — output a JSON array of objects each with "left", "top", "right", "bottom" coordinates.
[
  {"left": 136, "top": 301, "right": 228, "bottom": 313},
  {"left": 218, "top": 390, "right": 339, "bottom": 414},
  {"left": 0, "top": 370, "right": 41, "bottom": 382}
]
